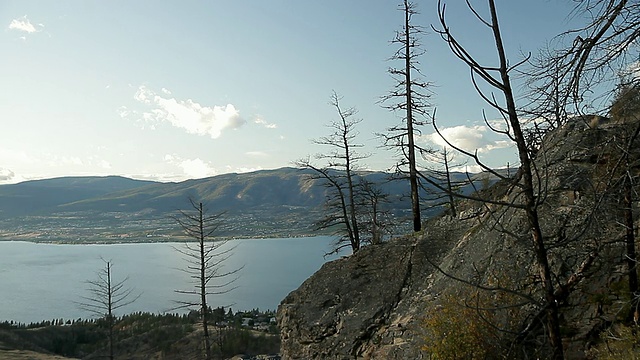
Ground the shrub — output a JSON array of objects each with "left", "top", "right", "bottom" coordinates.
[
  {"left": 423, "top": 292, "right": 502, "bottom": 359},
  {"left": 587, "top": 323, "right": 640, "bottom": 359},
  {"left": 423, "top": 275, "right": 525, "bottom": 360}
]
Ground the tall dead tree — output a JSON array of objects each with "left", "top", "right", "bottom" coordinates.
[
  {"left": 297, "top": 91, "right": 372, "bottom": 253},
  {"left": 78, "top": 259, "right": 140, "bottom": 360},
  {"left": 435, "top": 1, "right": 564, "bottom": 357},
  {"left": 172, "top": 199, "right": 241, "bottom": 360},
  {"left": 381, "top": 0, "right": 432, "bottom": 232}
]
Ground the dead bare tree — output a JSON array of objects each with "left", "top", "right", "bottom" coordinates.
[
  {"left": 419, "top": 146, "right": 467, "bottom": 217},
  {"left": 78, "top": 259, "right": 140, "bottom": 360},
  {"left": 358, "top": 177, "right": 393, "bottom": 245},
  {"left": 525, "top": 0, "right": 640, "bottom": 129},
  {"left": 434, "top": 1, "right": 564, "bottom": 357},
  {"left": 380, "top": 0, "right": 433, "bottom": 232},
  {"left": 297, "top": 91, "right": 381, "bottom": 253},
  {"left": 172, "top": 199, "right": 242, "bottom": 360}
]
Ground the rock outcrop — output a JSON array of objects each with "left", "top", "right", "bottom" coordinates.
[{"left": 277, "top": 118, "right": 640, "bottom": 359}]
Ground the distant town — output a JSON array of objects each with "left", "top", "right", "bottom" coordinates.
[{"left": 0, "top": 208, "right": 329, "bottom": 244}]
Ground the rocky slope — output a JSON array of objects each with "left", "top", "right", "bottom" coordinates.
[{"left": 277, "top": 117, "right": 640, "bottom": 359}]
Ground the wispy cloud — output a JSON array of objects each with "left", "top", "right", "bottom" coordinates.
[
  {"left": 0, "top": 168, "right": 15, "bottom": 181},
  {"left": 8, "top": 15, "right": 41, "bottom": 34},
  {"left": 254, "top": 117, "right": 277, "bottom": 129},
  {"left": 164, "top": 154, "right": 217, "bottom": 179},
  {"left": 134, "top": 86, "right": 244, "bottom": 138}
]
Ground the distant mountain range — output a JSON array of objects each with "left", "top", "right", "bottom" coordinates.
[{"left": 0, "top": 167, "right": 499, "bottom": 242}]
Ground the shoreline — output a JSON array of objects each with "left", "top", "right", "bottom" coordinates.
[{"left": 0, "top": 233, "right": 328, "bottom": 245}]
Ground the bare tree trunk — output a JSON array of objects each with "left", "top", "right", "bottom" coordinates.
[
  {"left": 78, "top": 260, "right": 139, "bottom": 360},
  {"left": 371, "top": 197, "right": 380, "bottom": 244},
  {"left": 381, "top": 1, "right": 431, "bottom": 232},
  {"left": 198, "top": 202, "right": 212, "bottom": 360},
  {"left": 403, "top": 0, "right": 421, "bottom": 232},
  {"left": 443, "top": 147, "right": 456, "bottom": 217},
  {"left": 172, "top": 199, "right": 241, "bottom": 359},
  {"left": 343, "top": 108, "right": 361, "bottom": 250},
  {"left": 487, "top": 1, "right": 563, "bottom": 357},
  {"left": 106, "top": 262, "right": 114, "bottom": 360}
]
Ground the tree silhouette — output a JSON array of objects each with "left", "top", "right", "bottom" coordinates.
[
  {"left": 172, "top": 199, "right": 241, "bottom": 360},
  {"left": 78, "top": 258, "right": 140, "bottom": 360},
  {"left": 297, "top": 91, "right": 386, "bottom": 253},
  {"left": 380, "top": 0, "right": 433, "bottom": 232}
]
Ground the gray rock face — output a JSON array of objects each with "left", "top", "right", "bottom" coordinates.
[
  {"left": 278, "top": 241, "right": 415, "bottom": 359},
  {"left": 278, "top": 218, "right": 468, "bottom": 359},
  {"left": 277, "top": 119, "right": 640, "bottom": 359}
]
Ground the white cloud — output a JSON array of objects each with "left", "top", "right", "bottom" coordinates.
[
  {"left": 8, "top": 16, "right": 40, "bottom": 34},
  {"left": 255, "top": 117, "right": 277, "bottom": 129},
  {"left": 486, "top": 119, "right": 510, "bottom": 132},
  {"left": 483, "top": 140, "right": 511, "bottom": 152},
  {"left": 423, "top": 125, "right": 487, "bottom": 152},
  {"left": 451, "top": 164, "right": 484, "bottom": 173},
  {"left": 164, "top": 154, "right": 217, "bottom": 179},
  {"left": 0, "top": 168, "right": 15, "bottom": 181},
  {"left": 421, "top": 125, "right": 511, "bottom": 154},
  {"left": 116, "top": 106, "right": 130, "bottom": 118},
  {"left": 180, "top": 158, "right": 216, "bottom": 178},
  {"left": 134, "top": 86, "right": 244, "bottom": 138}
]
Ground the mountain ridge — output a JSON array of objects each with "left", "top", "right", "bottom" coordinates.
[{"left": 0, "top": 167, "right": 497, "bottom": 241}]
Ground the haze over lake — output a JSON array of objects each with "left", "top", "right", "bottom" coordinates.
[{"left": 0, "top": 236, "right": 341, "bottom": 324}]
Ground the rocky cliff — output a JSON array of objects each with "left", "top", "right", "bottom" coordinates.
[{"left": 277, "top": 117, "right": 640, "bottom": 359}]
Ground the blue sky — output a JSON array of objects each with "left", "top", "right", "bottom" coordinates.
[{"left": 0, "top": 1, "right": 580, "bottom": 183}]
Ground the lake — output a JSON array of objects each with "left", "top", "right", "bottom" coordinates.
[{"left": 0, "top": 236, "right": 341, "bottom": 324}]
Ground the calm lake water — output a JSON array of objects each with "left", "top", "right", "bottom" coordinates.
[{"left": 0, "top": 236, "right": 341, "bottom": 324}]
